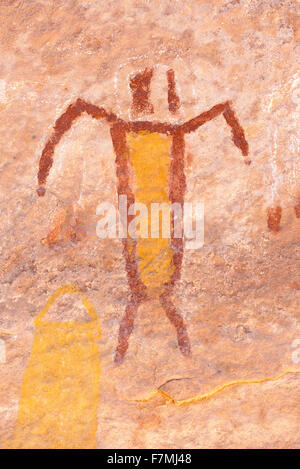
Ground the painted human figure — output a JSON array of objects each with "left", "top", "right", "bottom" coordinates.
[{"left": 37, "top": 68, "right": 250, "bottom": 363}]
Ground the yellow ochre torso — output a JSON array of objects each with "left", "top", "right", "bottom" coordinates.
[{"left": 126, "top": 131, "right": 175, "bottom": 297}]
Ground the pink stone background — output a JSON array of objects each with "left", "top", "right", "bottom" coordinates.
[{"left": 0, "top": 0, "right": 299, "bottom": 448}]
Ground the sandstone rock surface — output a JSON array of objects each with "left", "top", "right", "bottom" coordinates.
[{"left": 0, "top": 0, "right": 299, "bottom": 449}]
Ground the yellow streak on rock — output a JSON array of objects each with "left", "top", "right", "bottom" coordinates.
[{"left": 129, "top": 369, "right": 300, "bottom": 407}]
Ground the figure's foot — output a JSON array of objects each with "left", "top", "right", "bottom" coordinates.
[
  {"left": 114, "top": 348, "right": 125, "bottom": 365},
  {"left": 177, "top": 328, "right": 191, "bottom": 357},
  {"left": 114, "top": 336, "right": 130, "bottom": 364},
  {"left": 37, "top": 186, "right": 46, "bottom": 196}
]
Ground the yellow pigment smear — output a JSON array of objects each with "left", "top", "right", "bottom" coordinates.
[
  {"left": 129, "top": 369, "right": 300, "bottom": 407},
  {"left": 126, "top": 131, "right": 175, "bottom": 296},
  {"left": 3, "top": 285, "right": 101, "bottom": 449}
]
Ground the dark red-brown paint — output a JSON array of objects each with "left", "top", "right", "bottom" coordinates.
[
  {"left": 267, "top": 196, "right": 300, "bottom": 232},
  {"left": 267, "top": 206, "right": 282, "bottom": 233},
  {"left": 167, "top": 69, "right": 180, "bottom": 114},
  {"left": 36, "top": 69, "right": 250, "bottom": 363},
  {"left": 129, "top": 68, "right": 154, "bottom": 117},
  {"left": 294, "top": 196, "right": 300, "bottom": 219}
]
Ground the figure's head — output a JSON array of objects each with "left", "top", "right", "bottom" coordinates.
[
  {"left": 129, "top": 67, "right": 180, "bottom": 119},
  {"left": 113, "top": 59, "right": 197, "bottom": 122}
]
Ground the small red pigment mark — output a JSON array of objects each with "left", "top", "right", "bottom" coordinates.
[
  {"left": 294, "top": 197, "right": 300, "bottom": 218},
  {"left": 43, "top": 205, "right": 87, "bottom": 247},
  {"left": 267, "top": 206, "right": 282, "bottom": 233}
]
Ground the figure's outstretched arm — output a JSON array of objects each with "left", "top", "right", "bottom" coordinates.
[
  {"left": 180, "top": 101, "right": 250, "bottom": 163},
  {"left": 37, "top": 98, "right": 119, "bottom": 196}
]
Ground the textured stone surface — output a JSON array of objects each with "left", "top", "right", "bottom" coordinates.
[{"left": 0, "top": 0, "right": 299, "bottom": 449}]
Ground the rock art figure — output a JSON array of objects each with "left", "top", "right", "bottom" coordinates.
[{"left": 36, "top": 68, "right": 249, "bottom": 363}]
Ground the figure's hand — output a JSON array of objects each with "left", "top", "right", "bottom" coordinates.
[{"left": 37, "top": 186, "right": 46, "bottom": 197}]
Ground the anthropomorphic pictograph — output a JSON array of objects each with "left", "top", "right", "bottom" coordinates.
[{"left": 36, "top": 68, "right": 249, "bottom": 363}]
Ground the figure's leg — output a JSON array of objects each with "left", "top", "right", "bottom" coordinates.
[
  {"left": 159, "top": 290, "right": 191, "bottom": 356},
  {"left": 114, "top": 294, "right": 143, "bottom": 364}
]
